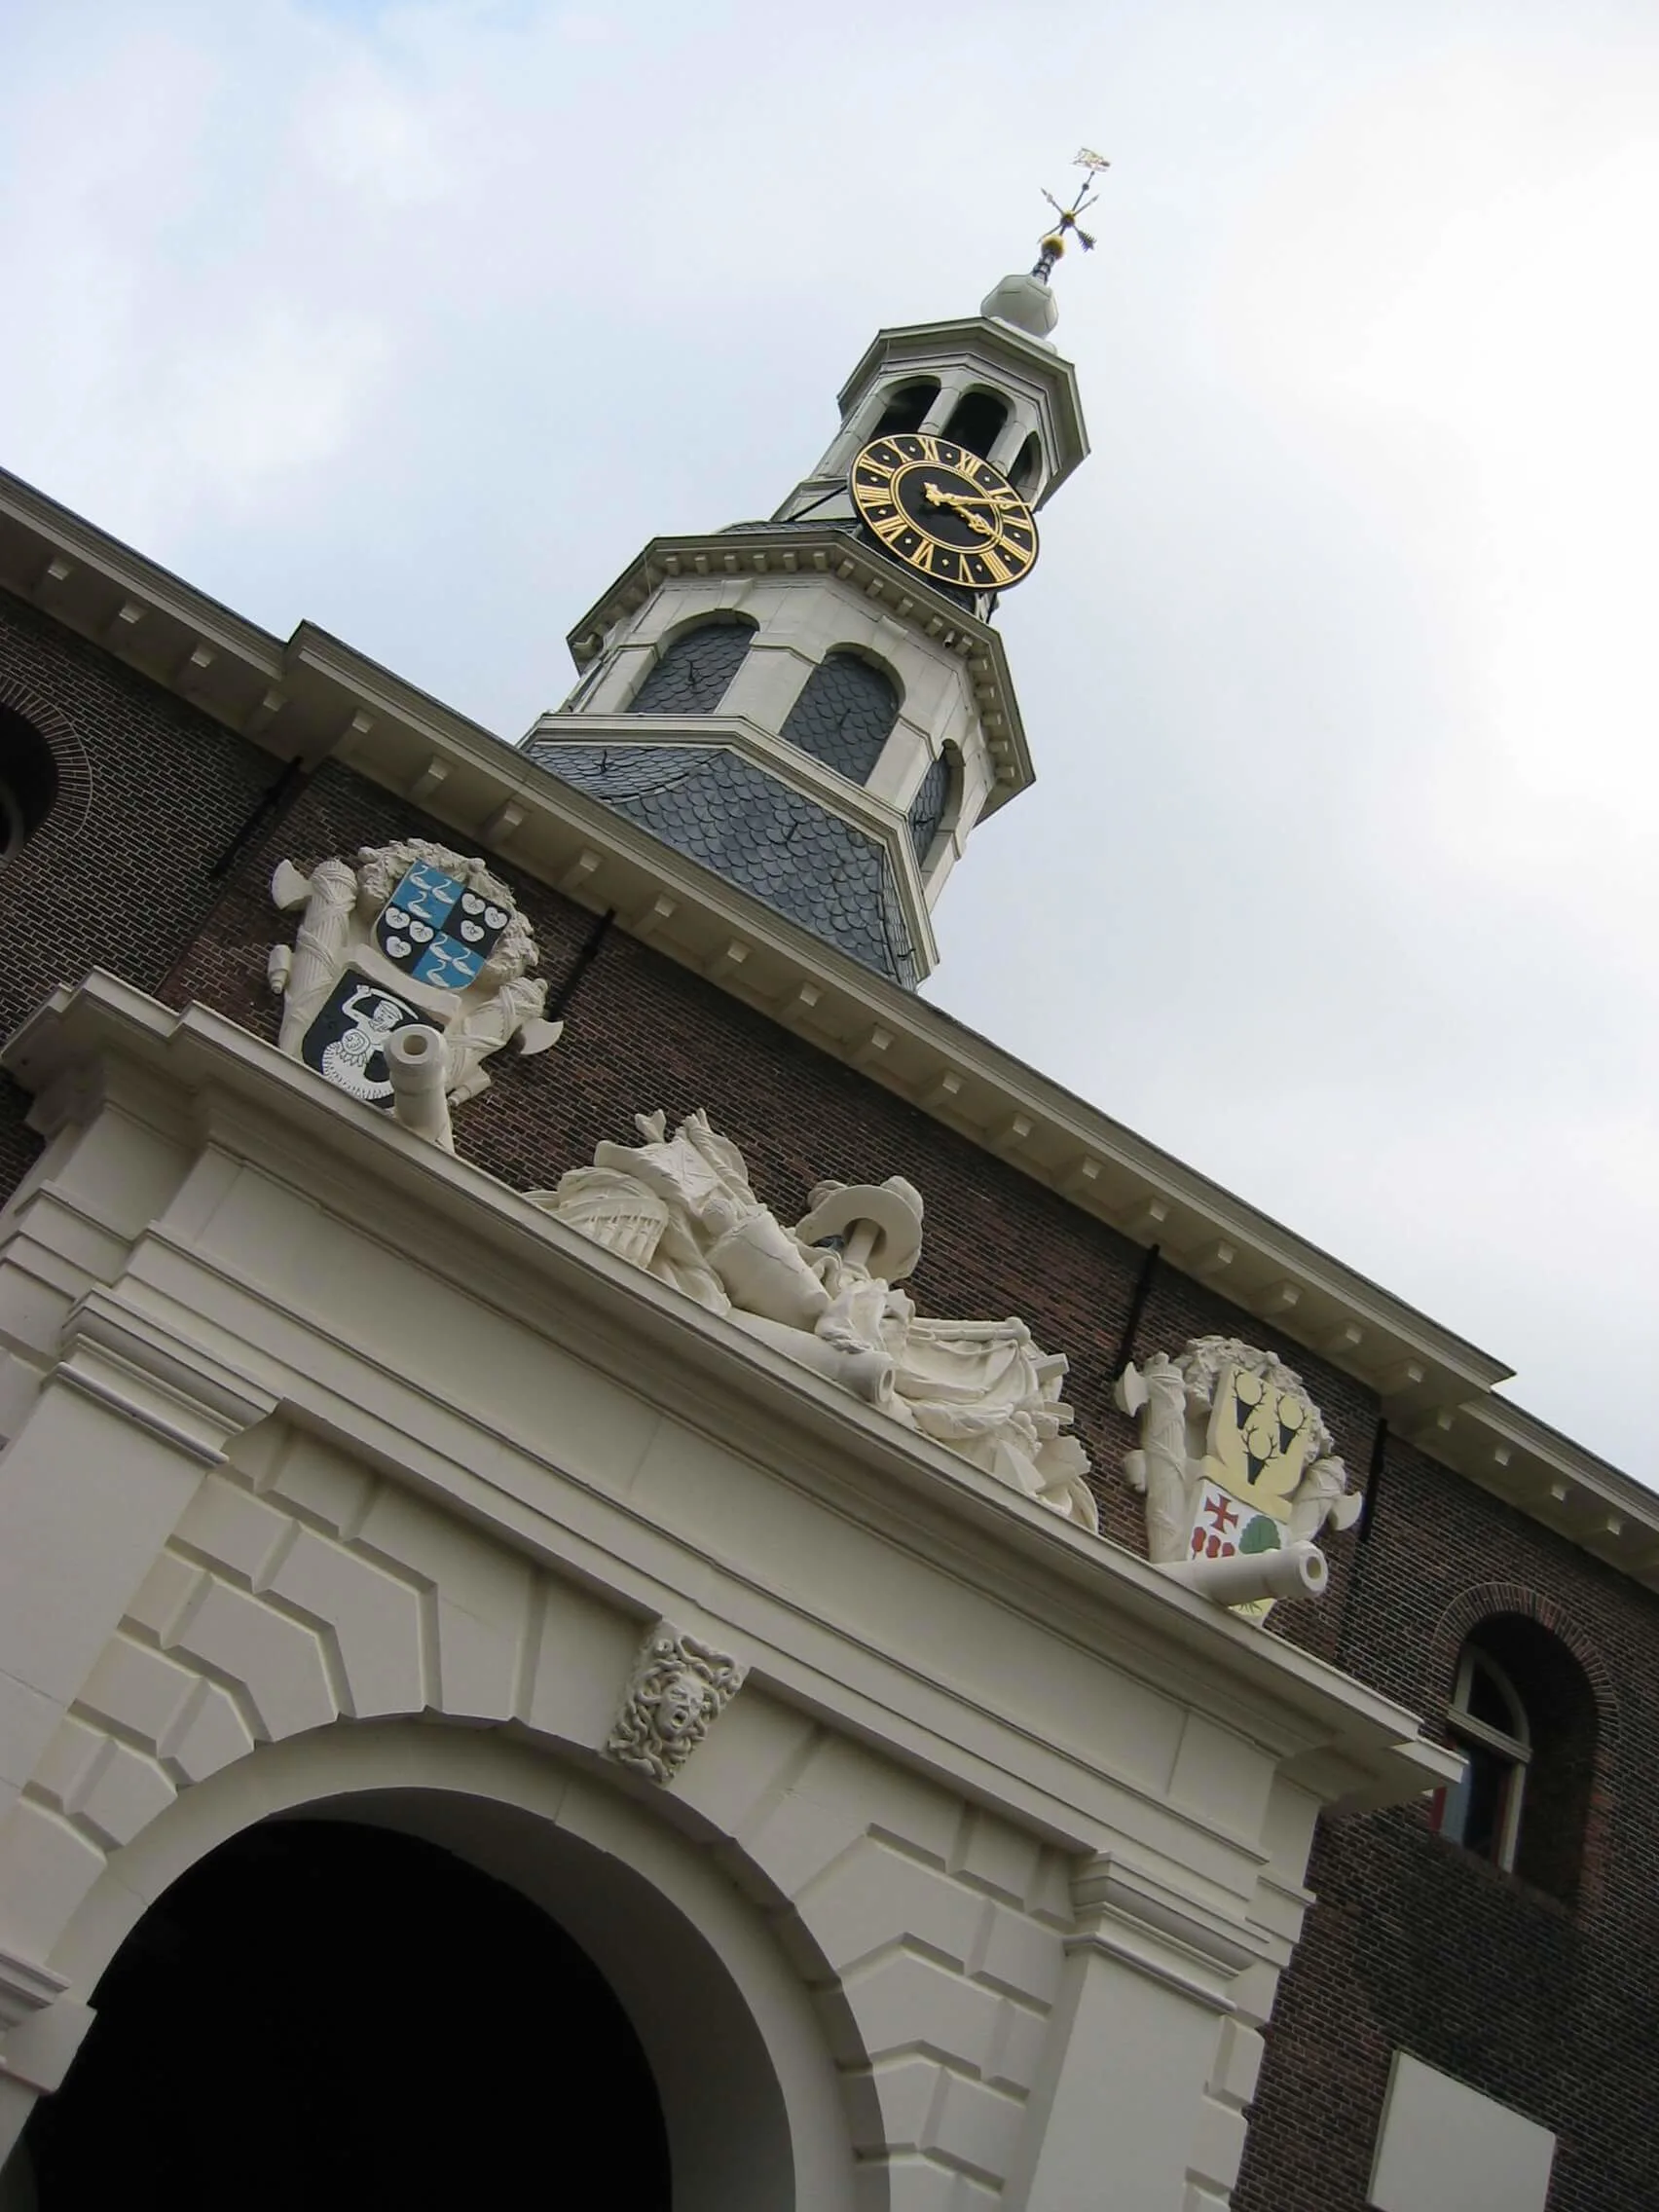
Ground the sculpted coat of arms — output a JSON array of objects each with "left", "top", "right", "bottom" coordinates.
[
  {"left": 534, "top": 1109, "right": 1098, "bottom": 1530},
  {"left": 1116, "top": 1336, "right": 1362, "bottom": 1619},
  {"left": 267, "top": 839, "right": 562, "bottom": 1151}
]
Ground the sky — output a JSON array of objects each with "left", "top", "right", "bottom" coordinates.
[{"left": 1, "top": 0, "right": 1655, "bottom": 1478}]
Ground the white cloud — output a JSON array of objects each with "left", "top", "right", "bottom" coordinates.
[{"left": 2, "top": 0, "right": 1656, "bottom": 1476}]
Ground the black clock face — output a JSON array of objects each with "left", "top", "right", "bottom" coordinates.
[{"left": 850, "top": 433, "right": 1040, "bottom": 591}]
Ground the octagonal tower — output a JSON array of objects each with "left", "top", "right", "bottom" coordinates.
[{"left": 521, "top": 267, "right": 1089, "bottom": 988}]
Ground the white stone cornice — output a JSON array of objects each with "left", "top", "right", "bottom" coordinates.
[
  {"left": 0, "top": 1949, "right": 64, "bottom": 2037},
  {"left": 55, "top": 1287, "right": 277, "bottom": 1466},
  {"left": 1068, "top": 1855, "right": 1272, "bottom": 2011},
  {"left": 2, "top": 976, "right": 1459, "bottom": 1836},
  {"left": 0, "top": 1950, "right": 92, "bottom": 2098}
]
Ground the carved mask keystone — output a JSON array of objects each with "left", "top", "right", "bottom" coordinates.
[{"left": 606, "top": 1623, "right": 747, "bottom": 1786}]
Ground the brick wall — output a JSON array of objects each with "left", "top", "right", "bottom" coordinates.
[
  {"left": 8, "top": 586, "right": 1658, "bottom": 2208},
  {"left": 1235, "top": 1438, "right": 1659, "bottom": 2212},
  {"left": 0, "top": 588, "right": 274, "bottom": 1198}
]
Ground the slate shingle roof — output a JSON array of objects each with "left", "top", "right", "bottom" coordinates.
[{"left": 526, "top": 741, "right": 918, "bottom": 987}]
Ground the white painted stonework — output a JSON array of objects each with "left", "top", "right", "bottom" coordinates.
[{"left": 0, "top": 977, "right": 1456, "bottom": 2208}]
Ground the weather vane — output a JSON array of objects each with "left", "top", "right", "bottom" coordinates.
[{"left": 1033, "top": 149, "right": 1110, "bottom": 283}]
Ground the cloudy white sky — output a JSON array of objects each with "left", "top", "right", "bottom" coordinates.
[{"left": 2, "top": 0, "right": 1655, "bottom": 1477}]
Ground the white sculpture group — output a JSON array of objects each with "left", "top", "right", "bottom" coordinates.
[
  {"left": 535, "top": 1109, "right": 1099, "bottom": 1531},
  {"left": 266, "top": 849, "right": 1361, "bottom": 1619},
  {"left": 268, "top": 838, "right": 561, "bottom": 1150}
]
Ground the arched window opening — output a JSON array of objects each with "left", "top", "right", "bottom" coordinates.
[
  {"left": 1438, "top": 1646, "right": 1530, "bottom": 1869},
  {"left": 0, "top": 703, "right": 61, "bottom": 862},
  {"left": 630, "top": 616, "right": 755, "bottom": 716},
  {"left": 870, "top": 379, "right": 939, "bottom": 439},
  {"left": 1012, "top": 431, "right": 1043, "bottom": 498},
  {"left": 907, "top": 747, "right": 952, "bottom": 862},
  {"left": 1432, "top": 1615, "right": 1598, "bottom": 1902},
  {"left": 780, "top": 650, "right": 900, "bottom": 784},
  {"left": 941, "top": 388, "right": 1010, "bottom": 461}
]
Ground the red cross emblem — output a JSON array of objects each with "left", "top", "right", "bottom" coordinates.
[{"left": 1203, "top": 1495, "right": 1240, "bottom": 1537}]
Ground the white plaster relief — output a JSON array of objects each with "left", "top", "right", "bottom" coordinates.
[
  {"left": 268, "top": 838, "right": 561, "bottom": 1150},
  {"left": 1116, "top": 1335, "right": 1362, "bottom": 1620},
  {"left": 605, "top": 1619, "right": 746, "bottom": 1786},
  {"left": 534, "top": 1110, "right": 1098, "bottom": 1530}
]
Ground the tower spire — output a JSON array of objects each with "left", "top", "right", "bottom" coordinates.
[{"left": 1032, "top": 149, "right": 1110, "bottom": 284}]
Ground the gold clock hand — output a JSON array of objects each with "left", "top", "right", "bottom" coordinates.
[{"left": 921, "top": 481, "right": 996, "bottom": 535}]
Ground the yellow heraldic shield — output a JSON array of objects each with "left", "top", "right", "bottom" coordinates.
[{"left": 1201, "top": 1363, "right": 1319, "bottom": 1521}]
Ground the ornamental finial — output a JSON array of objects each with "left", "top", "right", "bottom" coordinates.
[{"left": 1033, "top": 149, "right": 1110, "bottom": 284}]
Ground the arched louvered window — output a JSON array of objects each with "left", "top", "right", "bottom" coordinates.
[
  {"left": 0, "top": 703, "right": 62, "bottom": 864},
  {"left": 870, "top": 379, "right": 939, "bottom": 439},
  {"left": 907, "top": 749, "right": 951, "bottom": 861},
  {"left": 1012, "top": 431, "right": 1043, "bottom": 497},
  {"left": 780, "top": 651, "right": 900, "bottom": 784},
  {"left": 941, "top": 388, "right": 1010, "bottom": 461},
  {"left": 629, "top": 617, "right": 755, "bottom": 716}
]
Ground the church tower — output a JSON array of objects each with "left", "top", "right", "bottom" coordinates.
[{"left": 521, "top": 169, "right": 1099, "bottom": 988}]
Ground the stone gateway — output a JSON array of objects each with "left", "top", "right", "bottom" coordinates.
[{"left": 0, "top": 163, "right": 1646, "bottom": 2212}]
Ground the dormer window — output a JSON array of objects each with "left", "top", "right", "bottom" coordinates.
[
  {"left": 780, "top": 650, "right": 900, "bottom": 783},
  {"left": 629, "top": 616, "right": 756, "bottom": 716}
]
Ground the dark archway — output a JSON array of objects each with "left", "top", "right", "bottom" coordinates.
[
  {"left": 869, "top": 379, "right": 938, "bottom": 438},
  {"left": 21, "top": 1817, "right": 671, "bottom": 2210},
  {"left": 0, "top": 703, "right": 62, "bottom": 862},
  {"left": 940, "top": 387, "right": 1009, "bottom": 460}
]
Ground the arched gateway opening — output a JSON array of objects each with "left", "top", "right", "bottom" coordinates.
[
  {"left": 2, "top": 1726, "right": 850, "bottom": 2211},
  {"left": 21, "top": 1817, "right": 672, "bottom": 2208}
]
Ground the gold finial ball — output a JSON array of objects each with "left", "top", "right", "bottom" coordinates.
[{"left": 1041, "top": 232, "right": 1067, "bottom": 258}]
